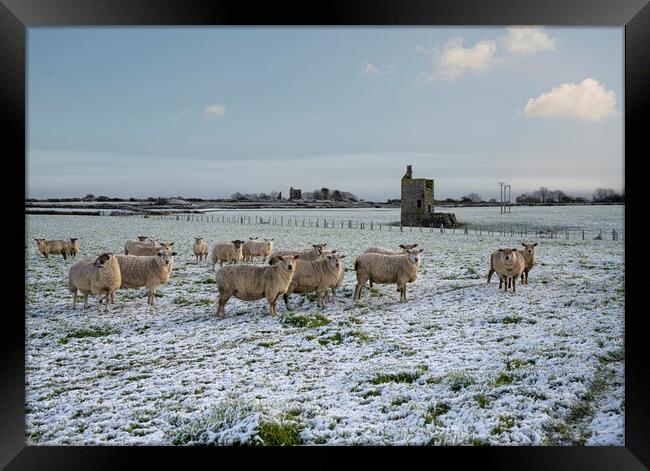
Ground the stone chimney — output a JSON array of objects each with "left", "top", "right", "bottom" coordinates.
[{"left": 405, "top": 164, "right": 413, "bottom": 179}]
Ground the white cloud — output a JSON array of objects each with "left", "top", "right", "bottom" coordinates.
[
  {"left": 419, "top": 37, "right": 498, "bottom": 81},
  {"left": 503, "top": 26, "right": 556, "bottom": 55},
  {"left": 523, "top": 78, "right": 616, "bottom": 122},
  {"left": 203, "top": 104, "right": 226, "bottom": 117},
  {"left": 362, "top": 61, "right": 393, "bottom": 76}
]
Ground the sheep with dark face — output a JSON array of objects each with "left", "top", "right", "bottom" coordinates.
[
  {"left": 67, "top": 238, "right": 80, "bottom": 257},
  {"left": 283, "top": 252, "right": 345, "bottom": 310},
  {"left": 68, "top": 253, "right": 121, "bottom": 311},
  {"left": 353, "top": 247, "right": 424, "bottom": 302},
  {"left": 518, "top": 242, "right": 538, "bottom": 285},
  {"left": 215, "top": 255, "right": 299, "bottom": 317},
  {"left": 243, "top": 238, "right": 274, "bottom": 263},
  {"left": 268, "top": 244, "right": 327, "bottom": 265},
  {"left": 34, "top": 239, "right": 69, "bottom": 260},
  {"left": 487, "top": 248, "right": 525, "bottom": 293},
  {"left": 211, "top": 240, "right": 244, "bottom": 271},
  {"left": 113, "top": 250, "right": 177, "bottom": 305}
]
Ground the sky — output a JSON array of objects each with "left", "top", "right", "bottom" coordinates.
[{"left": 27, "top": 27, "right": 624, "bottom": 201}]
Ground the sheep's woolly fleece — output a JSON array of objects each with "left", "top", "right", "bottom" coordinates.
[{"left": 25, "top": 210, "right": 623, "bottom": 446}]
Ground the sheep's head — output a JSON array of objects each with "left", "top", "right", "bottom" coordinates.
[
  {"left": 195, "top": 237, "right": 203, "bottom": 243},
  {"left": 264, "top": 238, "right": 274, "bottom": 249},
  {"left": 232, "top": 240, "right": 244, "bottom": 249},
  {"left": 277, "top": 255, "right": 299, "bottom": 273},
  {"left": 137, "top": 236, "right": 148, "bottom": 241},
  {"left": 399, "top": 244, "right": 419, "bottom": 252},
  {"left": 70, "top": 238, "right": 78, "bottom": 243},
  {"left": 156, "top": 250, "right": 177, "bottom": 266},
  {"left": 521, "top": 242, "right": 538, "bottom": 257},
  {"left": 312, "top": 243, "right": 327, "bottom": 255},
  {"left": 249, "top": 237, "right": 258, "bottom": 240},
  {"left": 326, "top": 252, "right": 345, "bottom": 269},
  {"left": 498, "top": 248, "right": 519, "bottom": 262},
  {"left": 160, "top": 242, "right": 175, "bottom": 249},
  {"left": 408, "top": 248, "right": 424, "bottom": 265},
  {"left": 94, "top": 252, "right": 113, "bottom": 268}
]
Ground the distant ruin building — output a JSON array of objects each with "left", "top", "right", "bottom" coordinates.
[
  {"left": 400, "top": 164, "right": 457, "bottom": 227},
  {"left": 289, "top": 187, "right": 302, "bottom": 200}
]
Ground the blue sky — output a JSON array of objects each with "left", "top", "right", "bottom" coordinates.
[{"left": 27, "top": 27, "right": 623, "bottom": 201}]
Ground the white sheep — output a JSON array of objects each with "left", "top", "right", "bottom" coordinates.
[
  {"left": 363, "top": 244, "right": 419, "bottom": 287},
  {"left": 283, "top": 252, "right": 346, "bottom": 310},
  {"left": 68, "top": 252, "right": 121, "bottom": 311},
  {"left": 215, "top": 255, "right": 299, "bottom": 317},
  {"left": 211, "top": 240, "right": 244, "bottom": 271},
  {"left": 518, "top": 242, "right": 538, "bottom": 285},
  {"left": 34, "top": 239, "right": 69, "bottom": 260},
  {"left": 127, "top": 242, "right": 174, "bottom": 257},
  {"left": 242, "top": 238, "right": 274, "bottom": 263},
  {"left": 321, "top": 250, "right": 345, "bottom": 302},
  {"left": 268, "top": 243, "right": 327, "bottom": 265},
  {"left": 124, "top": 238, "right": 161, "bottom": 254},
  {"left": 487, "top": 248, "right": 525, "bottom": 293},
  {"left": 193, "top": 237, "right": 209, "bottom": 261},
  {"left": 113, "top": 249, "right": 177, "bottom": 305},
  {"left": 353, "top": 247, "right": 424, "bottom": 302}
]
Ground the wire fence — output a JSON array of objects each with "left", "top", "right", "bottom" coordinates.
[{"left": 102, "top": 211, "right": 623, "bottom": 241}]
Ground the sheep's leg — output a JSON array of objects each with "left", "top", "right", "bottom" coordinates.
[
  {"left": 498, "top": 276, "right": 503, "bottom": 289},
  {"left": 402, "top": 284, "right": 408, "bottom": 302},
  {"left": 487, "top": 268, "right": 494, "bottom": 283},
  {"left": 267, "top": 295, "right": 277, "bottom": 316},
  {"left": 83, "top": 294, "right": 89, "bottom": 310},
  {"left": 525, "top": 271, "right": 529, "bottom": 284},
  {"left": 283, "top": 293, "right": 292, "bottom": 311},
  {"left": 216, "top": 293, "right": 230, "bottom": 317},
  {"left": 71, "top": 289, "right": 77, "bottom": 309},
  {"left": 331, "top": 287, "right": 337, "bottom": 303},
  {"left": 511, "top": 277, "right": 516, "bottom": 293}
]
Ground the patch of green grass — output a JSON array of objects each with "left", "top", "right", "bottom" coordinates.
[
  {"left": 475, "top": 394, "right": 490, "bottom": 408},
  {"left": 369, "top": 287, "right": 381, "bottom": 297},
  {"left": 198, "top": 298, "right": 213, "bottom": 306},
  {"left": 491, "top": 415, "right": 516, "bottom": 435},
  {"left": 501, "top": 315, "right": 523, "bottom": 324},
  {"left": 283, "top": 312, "right": 330, "bottom": 328},
  {"left": 447, "top": 371, "right": 475, "bottom": 392},
  {"left": 506, "top": 358, "right": 535, "bottom": 370},
  {"left": 424, "top": 402, "right": 450, "bottom": 426},
  {"left": 200, "top": 278, "right": 216, "bottom": 284},
  {"left": 371, "top": 371, "right": 420, "bottom": 385},
  {"left": 58, "top": 325, "right": 119, "bottom": 345},
  {"left": 362, "top": 389, "right": 382, "bottom": 399},
  {"left": 318, "top": 332, "right": 343, "bottom": 345},
  {"left": 391, "top": 397, "right": 409, "bottom": 406},
  {"left": 494, "top": 373, "right": 514, "bottom": 387},
  {"left": 174, "top": 296, "right": 192, "bottom": 306},
  {"left": 258, "top": 341, "right": 277, "bottom": 348},
  {"left": 258, "top": 421, "right": 303, "bottom": 446},
  {"left": 471, "top": 438, "right": 491, "bottom": 446}
]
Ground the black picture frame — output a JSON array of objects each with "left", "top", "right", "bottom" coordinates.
[{"left": 2, "top": 0, "right": 647, "bottom": 468}]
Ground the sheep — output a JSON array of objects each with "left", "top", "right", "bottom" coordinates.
[
  {"left": 353, "top": 248, "right": 424, "bottom": 302},
  {"left": 34, "top": 239, "right": 69, "bottom": 260},
  {"left": 487, "top": 248, "right": 525, "bottom": 293},
  {"left": 127, "top": 242, "right": 175, "bottom": 257},
  {"left": 193, "top": 237, "right": 209, "bottom": 261},
  {"left": 242, "top": 238, "right": 274, "bottom": 263},
  {"left": 268, "top": 243, "right": 327, "bottom": 265},
  {"left": 67, "top": 238, "right": 80, "bottom": 258},
  {"left": 113, "top": 249, "right": 177, "bottom": 305},
  {"left": 363, "top": 244, "right": 419, "bottom": 287},
  {"left": 215, "top": 255, "right": 299, "bottom": 317},
  {"left": 124, "top": 238, "right": 162, "bottom": 254},
  {"left": 211, "top": 240, "right": 244, "bottom": 271},
  {"left": 68, "top": 252, "right": 121, "bottom": 311},
  {"left": 518, "top": 242, "right": 538, "bottom": 285},
  {"left": 283, "top": 252, "right": 346, "bottom": 310},
  {"left": 321, "top": 250, "right": 345, "bottom": 302}
]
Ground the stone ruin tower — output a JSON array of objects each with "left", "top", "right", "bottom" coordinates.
[
  {"left": 400, "top": 164, "right": 458, "bottom": 227},
  {"left": 401, "top": 164, "right": 435, "bottom": 226}
]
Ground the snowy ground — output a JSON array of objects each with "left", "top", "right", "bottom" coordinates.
[{"left": 25, "top": 214, "right": 624, "bottom": 445}]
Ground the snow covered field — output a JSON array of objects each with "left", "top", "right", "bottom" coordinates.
[{"left": 25, "top": 212, "right": 624, "bottom": 446}]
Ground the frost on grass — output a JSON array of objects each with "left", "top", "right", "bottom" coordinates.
[{"left": 25, "top": 212, "right": 624, "bottom": 445}]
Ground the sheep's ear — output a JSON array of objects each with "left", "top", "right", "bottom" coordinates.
[
  {"left": 339, "top": 255, "right": 346, "bottom": 259},
  {"left": 498, "top": 248, "right": 504, "bottom": 252},
  {"left": 418, "top": 248, "right": 424, "bottom": 253},
  {"left": 172, "top": 252, "right": 177, "bottom": 256},
  {"left": 533, "top": 242, "right": 538, "bottom": 246},
  {"left": 413, "top": 244, "right": 419, "bottom": 248},
  {"left": 399, "top": 244, "right": 405, "bottom": 249},
  {"left": 277, "top": 255, "right": 284, "bottom": 261},
  {"left": 331, "top": 250, "right": 337, "bottom": 253},
  {"left": 169, "top": 242, "right": 175, "bottom": 246},
  {"left": 522, "top": 243, "right": 526, "bottom": 247},
  {"left": 293, "top": 255, "right": 300, "bottom": 260}
]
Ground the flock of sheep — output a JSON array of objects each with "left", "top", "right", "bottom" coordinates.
[{"left": 32, "top": 235, "right": 538, "bottom": 317}]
